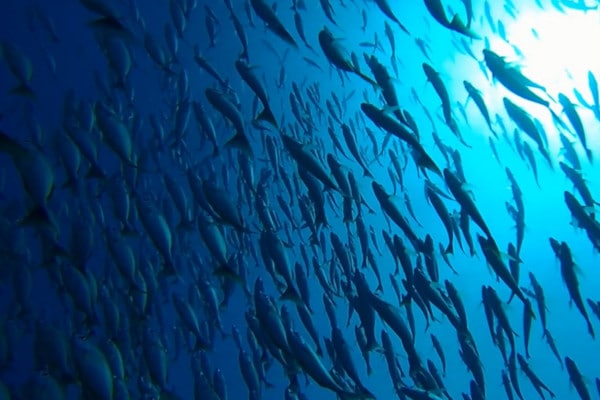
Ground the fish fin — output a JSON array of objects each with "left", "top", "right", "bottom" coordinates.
[
  {"left": 256, "top": 106, "right": 278, "bottom": 128},
  {"left": 213, "top": 264, "right": 242, "bottom": 284},
  {"left": 445, "top": 241, "right": 453, "bottom": 255},
  {"left": 280, "top": 286, "right": 302, "bottom": 304},
  {"left": 19, "top": 205, "right": 55, "bottom": 231},
  {"left": 225, "top": 132, "right": 252, "bottom": 156},
  {"left": 9, "top": 83, "right": 35, "bottom": 97}
]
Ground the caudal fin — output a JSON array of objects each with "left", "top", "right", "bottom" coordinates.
[
  {"left": 256, "top": 106, "right": 278, "bottom": 128},
  {"left": 585, "top": 148, "right": 593, "bottom": 164},
  {"left": 225, "top": 132, "right": 253, "bottom": 157},
  {"left": 445, "top": 241, "right": 454, "bottom": 255},
  {"left": 280, "top": 285, "right": 302, "bottom": 304}
]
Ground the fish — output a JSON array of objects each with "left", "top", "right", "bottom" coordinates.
[
  {"left": 423, "top": 63, "right": 455, "bottom": 134},
  {"left": 318, "top": 27, "right": 377, "bottom": 86},
  {"left": 372, "top": 182, "right": 422, "bottom": 252},
  {"left": 362, "top": 103, "right": 441, "bottom": 176},
  {"left": 464, "top": 80, "right": 496, "bottom": 136},
  {"left": 549, "top": 238, "right": 595, "bottom": 338},
  {"left": 528, "top": 272, "right": 548, "bottom": 333},
  {"left": 425, "top": 181, "right": 454, "bottom": 254},
  {"left": 373, "top": 0, "right": 410, "bottom": 35},
  {"left": 564, "top": 191, "right": 600, "bottom": 252},
  {"left": 558, "top": 93, "right": 592, "bottom": 162},
  {"left": 0, "top": 130, "right": 55, "bottom": 228},
  {"left": 503, "top": 97, "right": 553, "bottom": 169},
  {"left": 250, "top": 0, "right": 297, "bottom": 47},
  {"left": 366, "top": 55, "right": 404, "bottom": 123},
  {"left": 293, "top": 10, "right": 313, "bottom": 49},
  {"left": 319, "top": 0, "right": 337, "bottom": 25},
  {"left": 565, "top": 357, "right": 591, "bottom": 400},
  {"left": 205, "top": 88, "right": 252, "bottom": 156},
  {"left": 484, "top": 49, "right": 550, "bottom": 107},
  {"left": 331, "top": 327, "right": 376, "bottom": 399},
  {"left": 517, "top": 354, "right": 555, "bottom": 399},
  {"left": 479, "top": 236, "right": 526, "bottom": 304},
  {"left": 287, "top": 328, "right": 361, "bottom": 399},
  {"left": 444, "top": 168, "right": 494, "bottom": 242},
  {"left": 71, "top": 337, "right": 114, "bottom": 400},
  {"left": 4, "top": 1, "right": 600, "bottom": 399},
  {"left": 522, "top": 299, "right": 534, "bottom": 359},
  {"left": 222, "top": 0, "right": 250, "bottom": 59},
  {"left": 204, "top": 6, "right": 219, "bottom": 47},
  {"left": 559, "top": 162, "right": 598, "bottom": 212},
  {"left": 423, "top": 0, "right": 480, "bottom": 39},
  {"left": 235, "top": 59, "right": 277, "bottom": 128},
  {"left": 282, "top": 134, "right": 338, "bottom": 191}
]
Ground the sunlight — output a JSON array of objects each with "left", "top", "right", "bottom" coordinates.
[
  {"left": 498, "top": 8, "right": 600, "bottom": 99},
  {"left": 469, "top": 6, "right": 600, "bottom": 152}
]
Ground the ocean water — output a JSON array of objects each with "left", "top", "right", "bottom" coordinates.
[{"left": 0, "top": 0, "right": 599, "bottom": 399}]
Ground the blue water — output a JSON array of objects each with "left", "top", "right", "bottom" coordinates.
[{"left": 1, "top": 0, "right": 599, "bottom": 399}]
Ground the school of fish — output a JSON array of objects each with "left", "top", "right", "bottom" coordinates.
[{"left": 0, "top": 0, "right": 600, "bottom": 399}]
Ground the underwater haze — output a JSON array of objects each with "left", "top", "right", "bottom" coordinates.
[{"left": 1, "top": 0, "right": 600, "bottom": 399}]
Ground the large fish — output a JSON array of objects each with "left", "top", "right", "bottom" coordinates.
[
  {"left": 373, "top": 0, "right": 410, "bottom": 34},
  {"left": 464, "top": 80, "right": 495, "bottom": 136},
  {"left": 550, "top": 238, "right": 595, "bottom": 338},
  {"left": 372, "top": 182, "right": 421, "bottom": 252},
  {"left": 318, "top": 27, "right": 377, "bottom": 86},
  {"left": 282, "top": 134, "right": 338, "bottom": 191},
  {"left": 423, "top": 0, "right": 480, "bottom": 39},
  {"left": 558, "top": 93, "right": 592, "bottom": 162},
  {"left": 205, "top": 88, "right": 252, "bottom": 156},
  {"left": 484, "top": 49, "right": 550, "bottom": 107},
  {"left": 362, "top": 103, "right": 441, "bottom": 176},
  {"left": 565, "top": 357, "right": 592, "bottom": 400},
  {"left": 249, "top": 0, "right": 297, "bottom": 47},
  {"left": 235, "top": 59, "right": 277, "bottom": 128},
  {"left": 424, "top": 181, "right": 454, "bottom": 254},
  {"left": 444, "top": 168, "right": 494, "bottom": 242}
]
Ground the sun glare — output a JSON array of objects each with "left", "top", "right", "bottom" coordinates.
[
  {"left": 498, "top": 8, "right": 600, "bottom": 98},
  {"left": 462, "top": 6, "right": 600, "bottom": 151}
]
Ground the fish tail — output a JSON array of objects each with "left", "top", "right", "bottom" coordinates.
[
  {"left": 219, "top": 297, "right": 230, "bottom": 310},
  {"left": 397, "top": 20, "right": 410, "bottom": 36},
  {"left": 586, "top": 148, "right": 593, "bottom": 163},
  {"left": 256, "top": 106, "right": 278, "bottom": 128},
  {"left": 85, "top": 162, "right": 106, "bottom": 180},
  {"left": 225, "top": 132, "right": 252, "bottom": 157},
  {"left": 10, "top": 82, "right": 35, "bottom": 98},
  {"left": 121, "top": 221, "right": 137, "bottom": 236},
  {"left": 506, "top": 291, "right": 516, "bottom": 304},
  {"left": 159, "top": 258, "right": 178, "bottom": 279},
  {"left": 316, "top": 345, "right": 323, "bottom": 357},
  {"left": 213, "top": 263, "right": 242, "bottom": 284},
  {"left": 356, "top": 70, "right": 378, "bottom": 88},
  {"left": 280, "top": 285, "right": 302, "bottom": 304},
  {"left": 60, "top": 177, "right": 79, "bottom": 191},
  {"left": 19, "top": 205, "right": 53, "bottom": 230},
  {"left": 445, "top": 241, "right": 453, "bottom": 255}
]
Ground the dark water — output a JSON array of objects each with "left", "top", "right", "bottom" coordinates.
[{"left": 0, "top": 0, "right": 599, "bottom": 399}]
